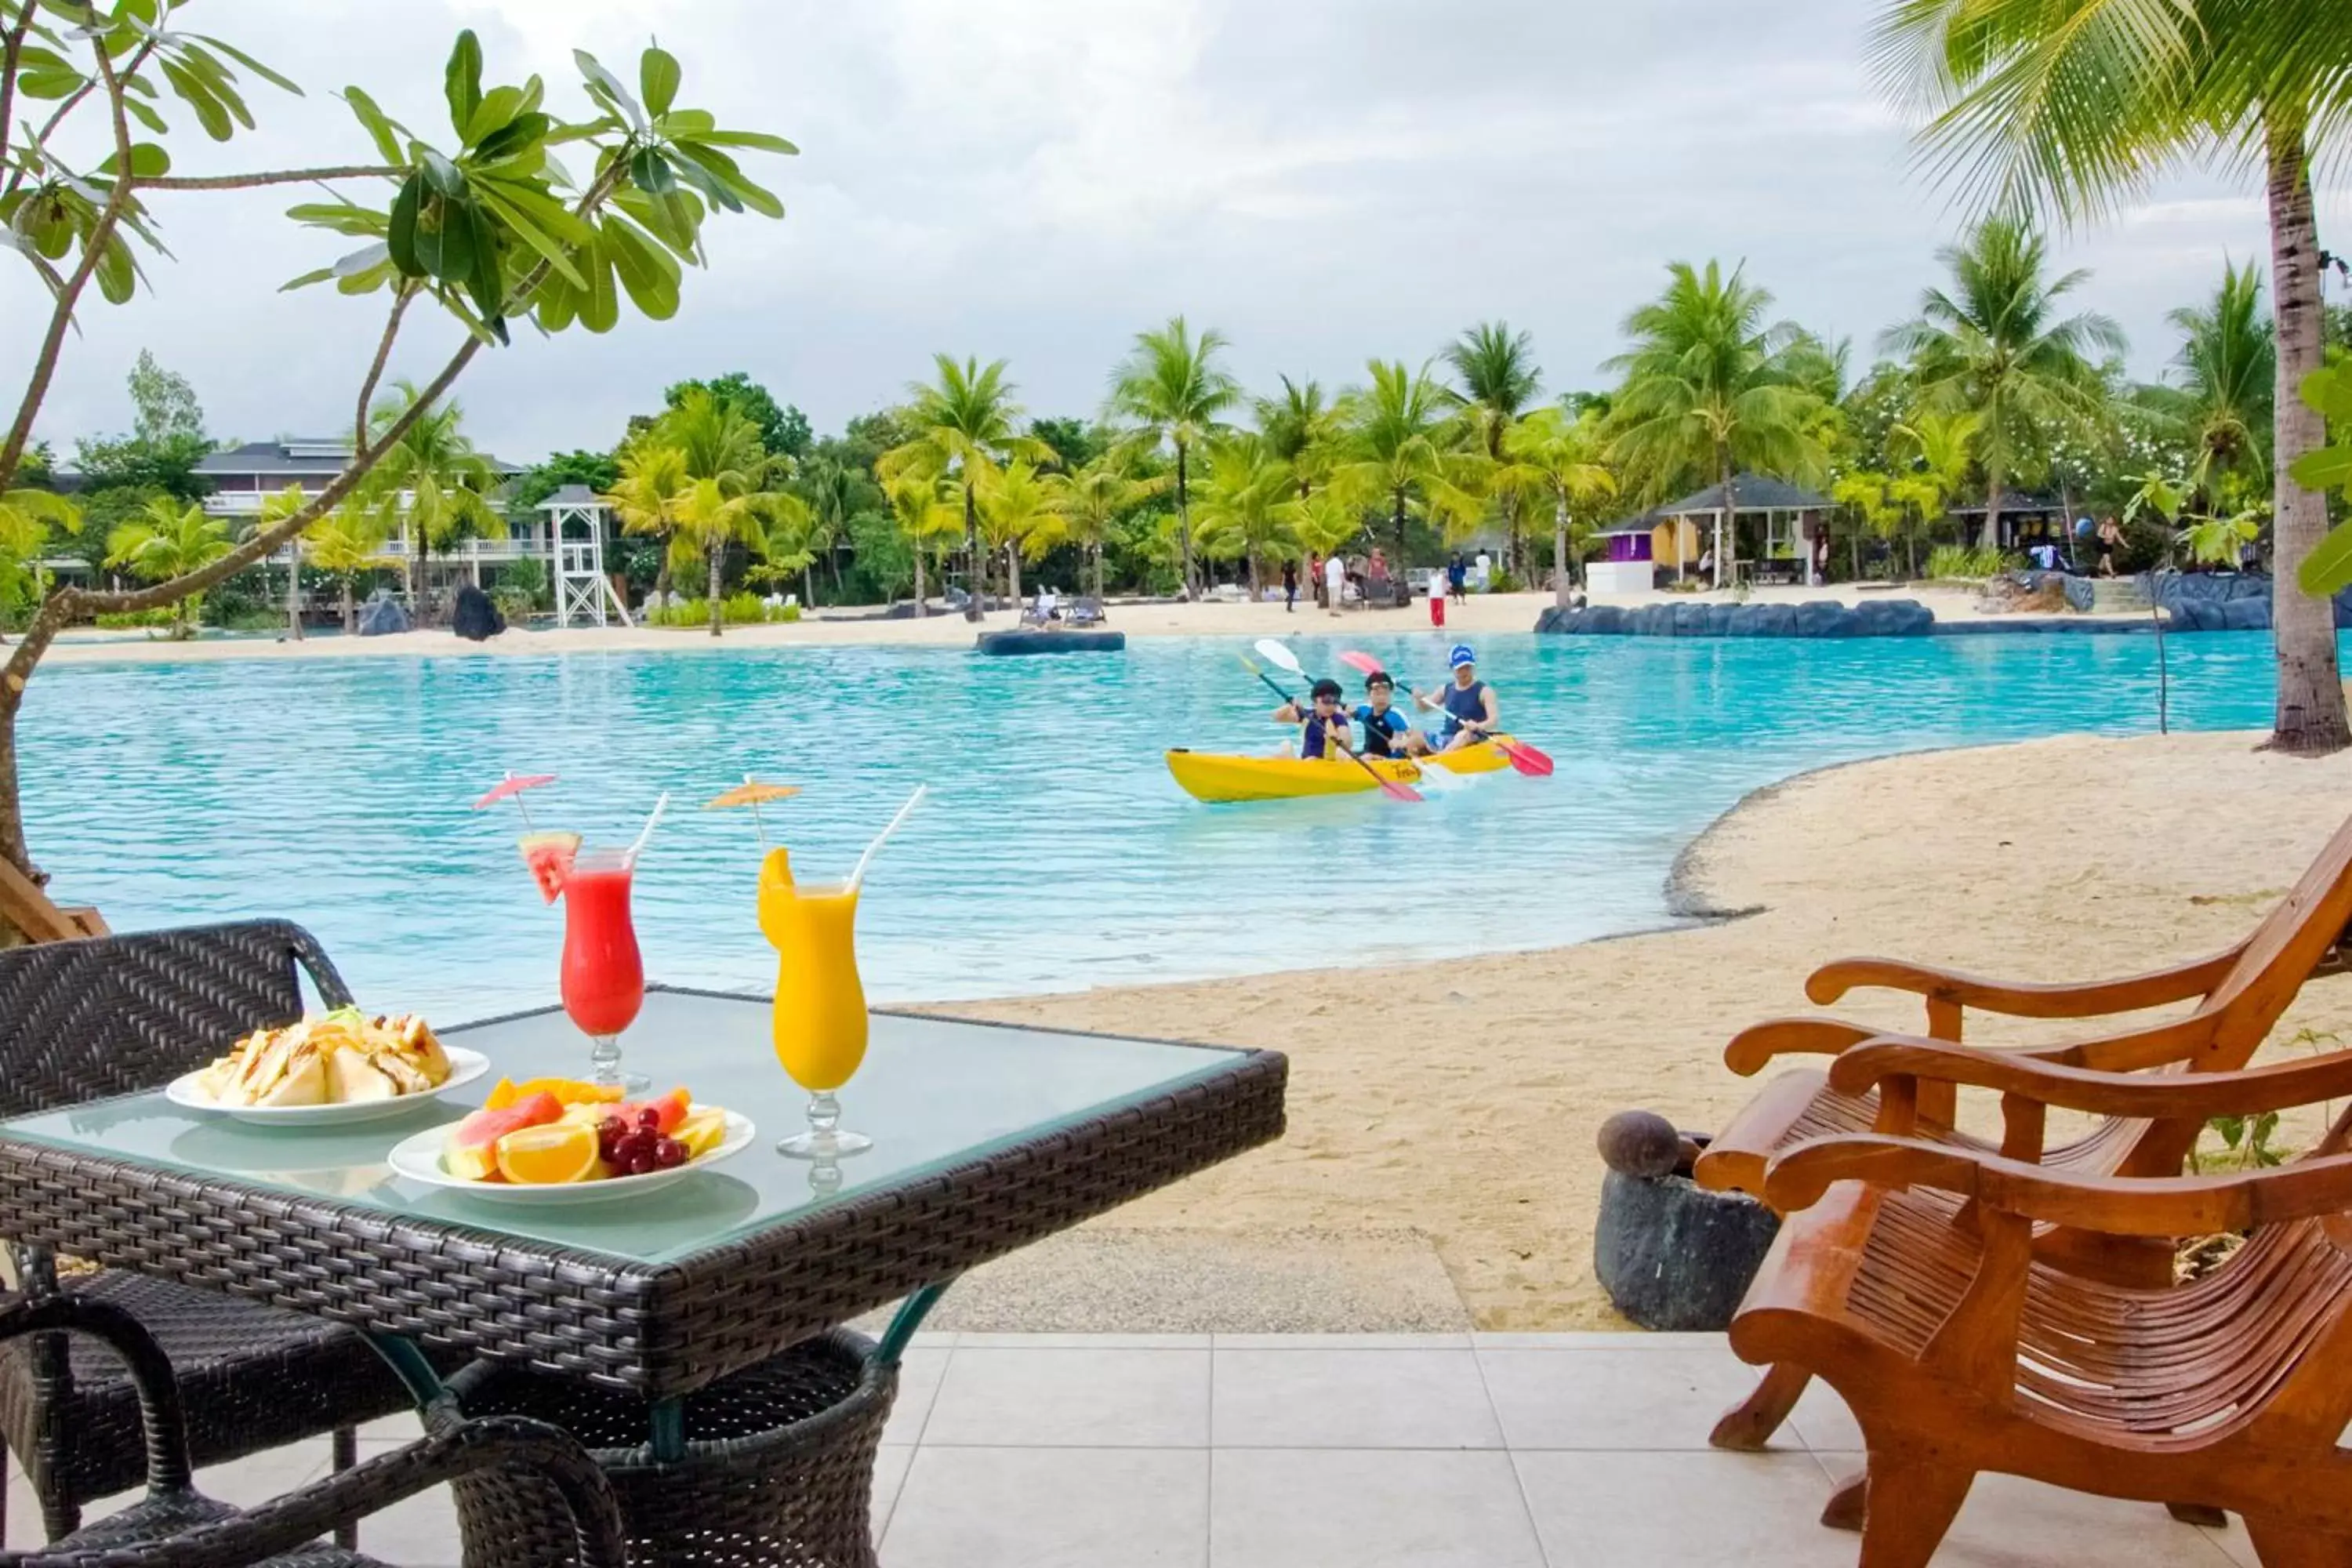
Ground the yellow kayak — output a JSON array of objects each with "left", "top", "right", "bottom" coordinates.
[{"left": 1165, "top": 736, "right": 1519, "bottom": 803}]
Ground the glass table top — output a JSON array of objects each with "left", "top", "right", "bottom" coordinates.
[{"left": 0, "top": 989, "right": 1253, "bottom": 1267}]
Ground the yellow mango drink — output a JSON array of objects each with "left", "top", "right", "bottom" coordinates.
[{"left": 760, "top": 845, "right": 874, "bottom": 1158}]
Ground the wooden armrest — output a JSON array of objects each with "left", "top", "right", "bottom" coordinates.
[
  {"left": 1763, "top": 1132, "right": 2352, "bottom": 1237},
  {"left": 1826, "top": 1034, "right": 2352, "bottom": 1121},
  {"left": 1805, "top": 948, "right": 2241, "bottom": 1017},
  {"left": 1722, "top": 1017, "right": 1877, "bottom": 1076}
]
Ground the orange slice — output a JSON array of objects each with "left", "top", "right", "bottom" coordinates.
[
  {"left": 514, "top": 1076, "right": 623, "bottom": 1106},
  {"left": 493, "top": 1123, "right": 601, "bottom": 1185}
]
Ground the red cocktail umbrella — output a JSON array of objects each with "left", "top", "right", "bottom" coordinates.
[{"left": 472, "top": 771, "right": 557, "bottom": 829}]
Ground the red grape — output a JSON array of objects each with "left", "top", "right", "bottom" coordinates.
[
  {"left": 637, "top": 1108, "right": 661, "bottom": 1129},
  {"left": 655, "top": 1139, "right": 687, "bottom": 1169}
]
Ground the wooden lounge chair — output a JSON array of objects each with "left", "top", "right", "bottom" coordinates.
[
  {"left": 1733, "top": 1035, "right": 2352, "bottom": 1567},
  {"left": 1693, "top": 811, "right": 2352, "bottom": 1449}
]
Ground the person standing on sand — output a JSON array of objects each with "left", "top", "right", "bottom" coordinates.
[
  {"left": 1324, "top": 552, "right": 1345, "bottom": 618},
  {"left": 2097, "top": 516, "right": 2124, "bottom": 577},
  {"left": 1282, "top": 559, "right": 1298, "bottom": 614}
]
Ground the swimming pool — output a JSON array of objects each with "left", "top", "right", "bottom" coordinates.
[{"left": 28, "top": 629, "right": 2289, "bottom": 1018}]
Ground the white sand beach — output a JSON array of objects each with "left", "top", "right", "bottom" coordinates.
[
  {"left": 38, "top": 582, "right": 2146, "bottom": 666},
  {"left": 933, "top": 730, "right": 2352, "bottom": 1330}
]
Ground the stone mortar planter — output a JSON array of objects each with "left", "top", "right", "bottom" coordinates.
[{"left": 1592, "top": 1111, "right": 1780, "bottom": 1332}]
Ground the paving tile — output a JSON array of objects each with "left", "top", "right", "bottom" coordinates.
[
  {"left": 1214, "top": 1332, "right": 1470, "bottom": 1350},
  {"left": 347, "top": 1483, "right": 463, "bottom": 1568},
  {"left": 870, "top": 1443, "right": 914, "bottom": 1541},
  {"left": 1209, "top": 1448, "right": 1544, "bottom": 1568},
  {"left": 924, "top": 1345, "right": 1210, "bottom": 1447},
  {"left": 1479, "top": 1344, "right": 1773, "bottom": 1451},
  {"left": 1804, "top": 1455, "right": 2241, "bottom": 1566},
  {"left": 1472, "top": 1330, "right": 1736, "bottom": 1352},
  {"left": 881, "top": 1345, "right": 950, "bottom": 1446},
  {"left": 1516, "top": 1449, "right": 1858, "bottom": 1567},
  {"left": 884, "top": 1446, "right": 1207, "bottom": 1568},
  {"left": 357, "top": 1410, "right": 430, "bottom": 1446},
  {"left": 956, "top": 1332, "right": 1210, "bottom": 1349},
  {"left": 1212, "top": 1348, "right": 1502, "bottom": 1450},
  {"left": 2201, "top": 1514, "right": 2260, "bottom": 1568}
]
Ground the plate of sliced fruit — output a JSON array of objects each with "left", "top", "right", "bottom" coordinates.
[
  {"left": 167, "top": 1010, "right": 489, "bottom": 1126},
  {"left": 386, "top": 1080, "right": 751, "bottom": 1205}
]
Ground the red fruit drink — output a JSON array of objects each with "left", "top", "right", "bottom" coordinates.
[{"left": 560, "top": 851, "right": 645, "bottom": 1085}]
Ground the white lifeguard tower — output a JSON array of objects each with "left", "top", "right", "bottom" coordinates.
[{"left": 537, "top": 484, "right": 633, "bottom": 629}]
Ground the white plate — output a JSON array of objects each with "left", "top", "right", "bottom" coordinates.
[
  {"left": 165, "top": 1047, "right": 492, "bottom": 1127},
  {"left": 385, "top": 1109, "right": 756, "bottom": 1205}
]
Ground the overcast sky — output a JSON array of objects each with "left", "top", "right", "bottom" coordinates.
[{"left": 7, "top": 0, "right": 2347, "bottom": 466}]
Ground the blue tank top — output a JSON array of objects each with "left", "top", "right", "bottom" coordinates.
[{"left": 1441, "top": 680, "right": 1486, "bottom": 735}]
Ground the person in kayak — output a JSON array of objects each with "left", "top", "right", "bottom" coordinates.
[
  {"left": 1273, "top": 677, "right": 1356, "bottom": 760},
  {"left": 1414, "top": 643, "right": 1500, "bottom": 752},
  {"left": 1353, "top": 669, "right": 1425, "bottom": 758}
]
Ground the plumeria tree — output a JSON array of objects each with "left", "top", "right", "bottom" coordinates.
[{"left": 0, "top": 2, "right": 795, "bottom": 900}]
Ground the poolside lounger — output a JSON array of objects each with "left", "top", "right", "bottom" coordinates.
[
  {"left": 1067, "top": 597, "right": 1106, "bottom": 627},
  {"left": 1734, "top": 1046, "right": 2352, "bottom": 1565},
  {"left": 1696, "top": 810, "right": 2352, "bottom": 1452}
]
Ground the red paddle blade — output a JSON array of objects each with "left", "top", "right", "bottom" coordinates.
[
  {"left": 1380, "top": 777, "right": 1425, "bottom": 803},
  {"left": 1498, "top": 739, "right": 1554, "bottom": 777},
  {"left": 1338, "top": 649, "right": 1385, "bottom": 676}
]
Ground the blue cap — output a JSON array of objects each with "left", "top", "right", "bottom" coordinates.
[{"left": 1449, "top": 644, "right": 1476, "bottom": 669}]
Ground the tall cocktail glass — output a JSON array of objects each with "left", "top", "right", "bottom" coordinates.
[
  {"left": 760, "top": 846, "right": 872, "bottom": 1159},
  {"left": 561, "top": 847, "right": 648, "bottom": 1091}
]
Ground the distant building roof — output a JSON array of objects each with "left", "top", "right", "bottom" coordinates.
[
  {"left": 1655, "top": 474, "right": 1832, "bottom": 515},
  {"left": 536, "top": 483, "right": 608, "bottom": 508},
  {"left": 194, "top": 438, "right": 523, "bottom": 478},
  {"left": 1947, "top": 495, "right": 2065, "bottom": 517}
]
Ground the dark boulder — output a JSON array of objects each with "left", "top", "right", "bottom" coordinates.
[
  {"left": 356, "top": 590, "right": 409, "bottom": 637},
  {"left": 2219, "top": 596, "right": 2270, "bottom": 631},
  {"left": 1791, "top": 599, "right": 1853, "bottom": 637},
  {"left": 1849, "top": 597, "right": 1933, "bottom": 637},
  {"left": 452, "top": 584, "right": 506, "bottom": 642}
]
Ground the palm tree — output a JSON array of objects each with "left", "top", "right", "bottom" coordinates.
[
  {"left": 300, "top": 497, "right": 392, "bottom": 634},
  {"left": 364, "top": 382, "right": 502, "bottom": 618},
  {"left": 1870, "top": 0, "right": 2352, "bottom": 749},
  {"left": 0, "top": 487, "right": 76, "bottom": 631},
  {"left": 1881, "top": 218, "right": 2123, "bottom": 550},
  {"left": 1327, "top": 361, "right": 1485, "bottom": 598},
  {"left": 1497, "top": 407, "right": 1617, "bottom": 606},
  {"left": 975, "top": 459, "right": 1062, "bottom": 608},
  {"left": 254, "top": 485, "right": 313, "bottom": 641},
  {"left": 1443, "top": 322, "right": 1544, "bottom": 577},
  {"left": 881, "top": 468, "right": 960, "bottom": 615},
  {"left": 104, "top": 496, "right": 230, "bottom": 638},
  {"left": 656, "top": 390, "right": 807, "bottom": 637},
  {"left": 880, "top": 356, "right": 1044, "bottom": 622},
  {"left": 1108, "top": 316, "right": 1241, "bottom": 601},
  {"left": 1886, "top": 408, "right": 1984, "bottom": 572},
  {"left": 605, "top": 441, "right": 691, "bottom": 604},
  {"left": 1052, "top": 453, "right": 1167, "bottom": 601},
  {"left": 1192, "top": 436, "right": 1298, "bottom": 598},
  {"left": 2164, "top": 261, "right": 2276, "bottom": 506},
  {"left": 1606, "top": 261, "right": 1828, "bottom": 579},
  {"left": 1254, "top": 376, "right": 1342, "bottom": 503}
]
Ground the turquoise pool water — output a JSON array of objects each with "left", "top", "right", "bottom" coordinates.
[{"left": 27, "top": 630, "right": 2288, "bottom": 1019}]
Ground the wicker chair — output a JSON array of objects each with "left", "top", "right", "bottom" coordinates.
[
  {"left": 0, "top": 922, "right": 428, "bottom": 1546},
  {"left": 0, "top": 1290, "right": 627, "bottom": 1568}
]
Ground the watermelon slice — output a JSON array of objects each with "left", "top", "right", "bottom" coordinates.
[{"left": 519, "top": 831, "right": 581, "bottom": 904}]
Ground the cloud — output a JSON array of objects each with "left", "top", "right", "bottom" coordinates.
[{"left": 2, "top": 0, "right": 2339, "bottom": 466}]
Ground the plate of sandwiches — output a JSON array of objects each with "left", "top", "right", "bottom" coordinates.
[{"left": 166, "top": 1009, "right": 488, "bottom": 1126}]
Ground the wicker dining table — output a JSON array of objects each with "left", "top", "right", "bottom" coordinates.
[{"left": 0, "top": 985, "right": 1287, "bottom": 1564}]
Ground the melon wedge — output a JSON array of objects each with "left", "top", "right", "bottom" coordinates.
[
  {"left": 445, "top": 1091, "right": 563, "bottom": 1181},
  {"left": 518, "top": 832, "right": 582, "bottom": 904}
]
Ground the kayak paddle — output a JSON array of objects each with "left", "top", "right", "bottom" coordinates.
[
  {"left": 1238, "top": 654, "right": 1423, "bottom": 804},
  {"left": 1336, "top": 648, "right": 1555, "bottom": 777}
]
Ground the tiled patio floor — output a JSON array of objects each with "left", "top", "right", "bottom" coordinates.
[{"left": 10, "top": 1333, "right": 2267, "bottom": 1566}]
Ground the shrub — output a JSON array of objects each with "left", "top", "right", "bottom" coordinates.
[
  {"left": 1924, "top": 544, "right": 2017, "bottom": 581},
  {"left": 647, "top": 594, "right": 800, "bottom": 628},
  {"left": 95, "top": 608, "right": 176, "bottom": 629},
  {"left": 1486, "top": 567, "right": 1521, "bottom": 593}
]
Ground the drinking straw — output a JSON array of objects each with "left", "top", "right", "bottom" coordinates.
[
  {"left": 626, "top": 791, "right": 671, "bottom": 866},
  {"left": 848, "top": 784, "right": 927, "bottom": 891}
]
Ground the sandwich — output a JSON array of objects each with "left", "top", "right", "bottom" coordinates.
[{"left": 194, "top": 1011, "right": 450, "bottom": 1107}]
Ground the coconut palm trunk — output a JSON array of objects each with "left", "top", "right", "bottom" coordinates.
[
  {"left": 2265, "top": 108, "right": 2348, "bottom": 752},
  {"left": 913, "top": 546, "right": 927, "bottom": 618},
  {"left": 1982, "top": 461, "right": 2005, "bottom": 552},
  {"left": 1006, "top": 544, "right": 1022, "bottom": 610},
  {"left": 340, "top": 577, "right": 357, "bottom": 634},
  {"left": 1175, "top": 441, "right": 1195, "bottom": 601},
  {"left": 409, "top": 529, "right": 427, "bottom": 622},
  {"left": 962, "top": 483, "right": 983, "bottom": 622},
  {"left": 285, "top": 554, "right": 303, "bottom": 641},
  {"left": 707, "top": 542, "right": 724, "bottom": 637},
  {"left": 1554, "top": 495, "right": 1572, "bottom": 609},
  {"left": 1392, "top": 488, "right": 1410, "bottom": 602}
]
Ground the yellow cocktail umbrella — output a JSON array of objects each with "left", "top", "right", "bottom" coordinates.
[{"left": 704, "top": 775, "right": 800, "bottom": 846}]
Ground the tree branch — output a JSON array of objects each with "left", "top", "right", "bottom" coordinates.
[
  {"left": 0, "top": 33, "right": 137, "bottom": 497},
  {"left": 1, "top": 36, "right": 154, "bottom": 203},
  {"left": 0, "top": 5, "right": 36, "bottom": 176},
  {"left": 135, "top": 165, "right": 401, "bottom": 192},
  {"left": 354, "top": 281, "right": 417, "bottom": 449}
]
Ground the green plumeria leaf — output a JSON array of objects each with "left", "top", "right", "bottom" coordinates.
[
  {"left": 158, "top": 57, "right": 231, "bottom": 139},
  {"left": 416, "top": 146, "right": 466, "bottom": 199},
  {"left": 573, "top": 49, "right": 642, "bottom": 129},
  {"left": 470, "top": 111, "right": 548, "bottom": 166},
  {"left": 124, "top": 96, "right": 169, "bottom": 134},
  {"left": 470, "top": 184, "right": 586, "bottom": 289},
  {"left": 684, "top": 128, "right": 799, "bottom": 156},
  {"left": 445, "top": 30, "right": 483, "bottom": 133},
  {"left": 185, "top": 31, "right": 301, "bottom": 95},
  {"left": 2296, "top": 520, "right": 2352, "bottom": 598},
  {"left": 386, "top": 172, "right": 423, "bottom": 274},
  {"left": 2292, "top": 447, "right": 2352, "bottom": 494},
  {"left": 96, "top": 142, "right": 169, "bottom": 178},
  {"left": 341, "top": 86, "right": 408, "bottom": 166},
  {"left": 17, "top": 67, "right": 85, "bottom": 99},
  {"left": 463, "top": 83, "right": 524, "bottom": 148},
  {"left": 285, "top": 199, "right": 390, "bottom": 238},
  {"left": 639, "top": 45, "right": 681, "bottom": 117}
]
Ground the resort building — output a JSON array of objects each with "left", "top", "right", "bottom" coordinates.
[{"left": 1588, "top": 474, "right": 1834, "bottom": 591}]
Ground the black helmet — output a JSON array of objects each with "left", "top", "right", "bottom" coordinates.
[{"left": 1364, "top": 670, "right": 1394, "bottom": 691}]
